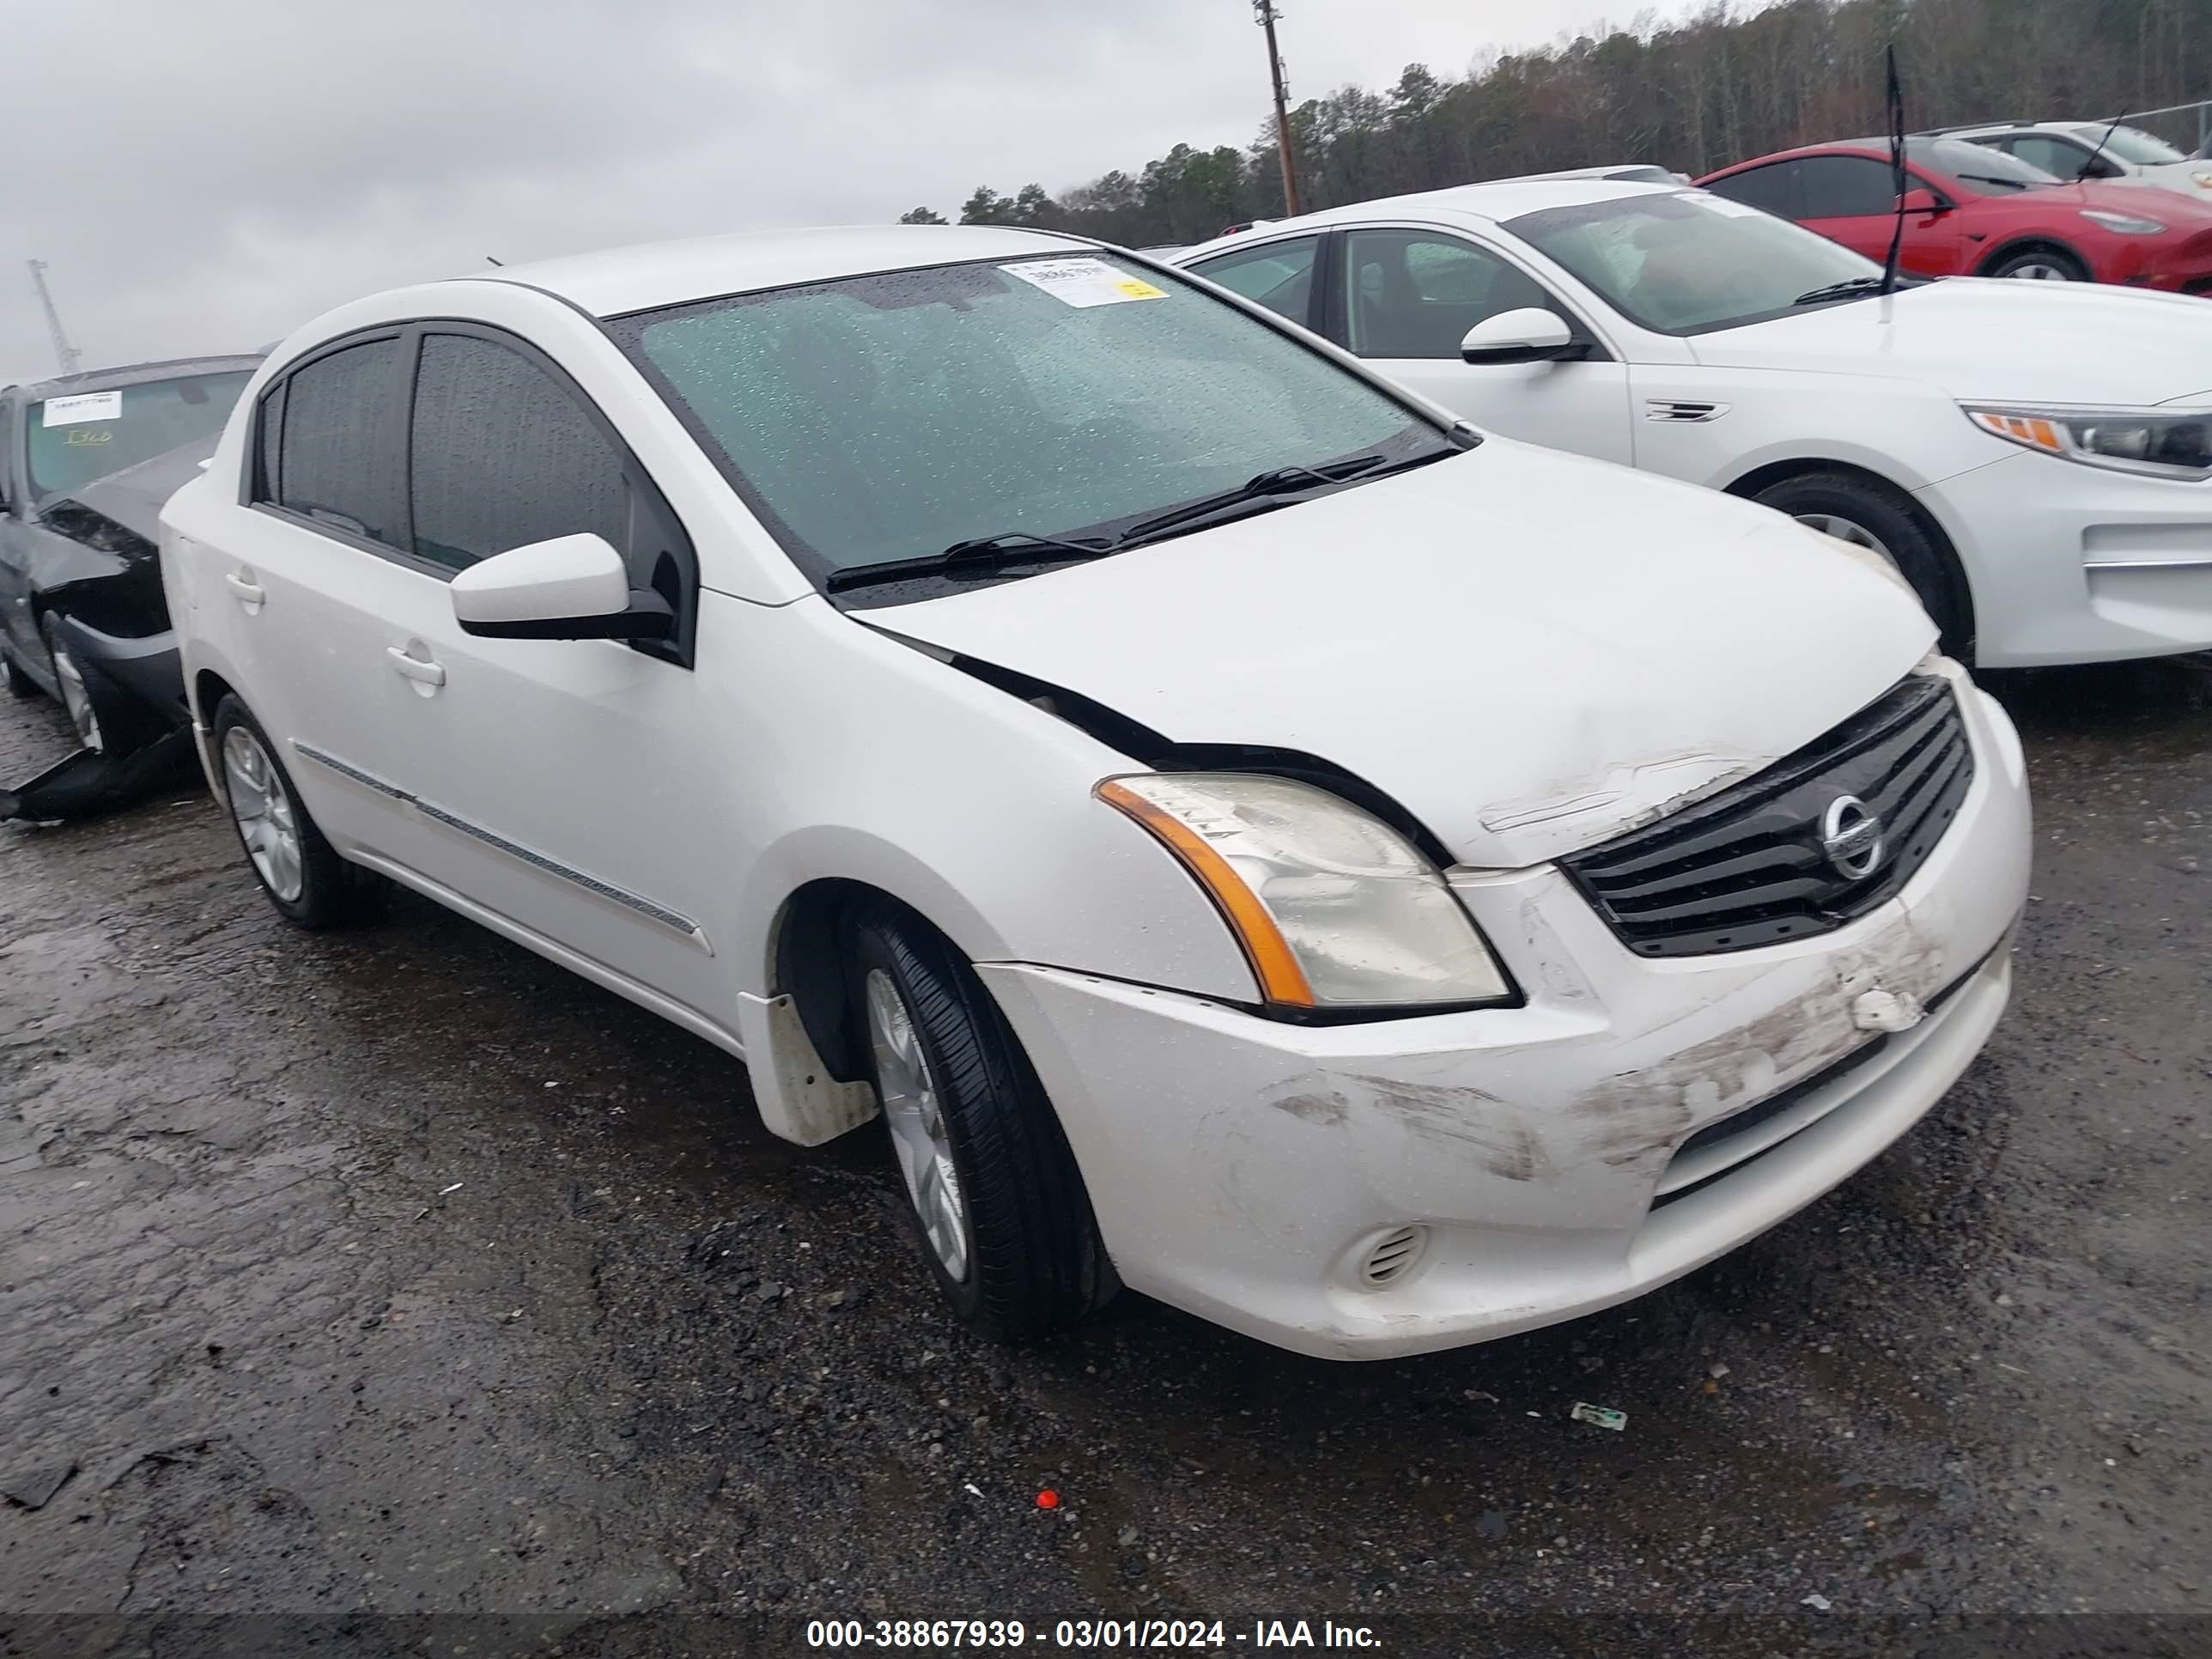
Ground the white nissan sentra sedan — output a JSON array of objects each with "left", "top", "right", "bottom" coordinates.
[
  {"left": 1175, "top": 179, "right": 2212, "bottom": 668},
  {"left": 161, "top": 226, "right": 2031, "bottom": 1359}
]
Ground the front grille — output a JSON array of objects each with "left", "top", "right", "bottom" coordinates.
[{"left": 1559, "top": 675, "right": 1973, "bottom": 957}]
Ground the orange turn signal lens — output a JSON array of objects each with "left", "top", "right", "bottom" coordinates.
[
  {"left": 1971, "top": 410, "right": 2066, "bottom": 453},
  {"left": 1095, "top": 778, "right": 1316, "bottom": 1007}
]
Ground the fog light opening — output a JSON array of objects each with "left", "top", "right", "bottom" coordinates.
[{"left": 1358, "top": 1224, "right": 1429, "bottom": 1289}]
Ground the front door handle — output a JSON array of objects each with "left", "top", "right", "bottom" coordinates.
[
  {"left": 224, "top": 572, "right": 265, "bottom": 606},
  {"left": 386, "top": 646, "right": 447, "bottom": 687}
]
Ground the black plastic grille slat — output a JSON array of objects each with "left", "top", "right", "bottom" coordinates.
[{"left": 1559, "top": 676, "right": 1975, "bottom": 957}]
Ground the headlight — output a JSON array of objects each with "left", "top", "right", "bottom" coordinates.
[
  {"left": 2079, "top": 208, "right": 2168, "bottom": 234},
  {"left": 1096, "top": 773, "right": 1511, "bottom": 1012},
  {"left": 1963, "top": 404, "right": 2212, "bottom": 479}
]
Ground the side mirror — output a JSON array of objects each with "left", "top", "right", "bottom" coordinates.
[
  {"left": 1899, "top": 187, "right": 1945, "bottom": 214},
  {"left": 450, "top": 532, "right": 674, "bottom": 641},
  {"left": 1460, "top": 307, "right": 1578, "bottom": 365}
]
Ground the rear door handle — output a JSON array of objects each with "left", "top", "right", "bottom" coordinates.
[
  {"left": 386, "top": 647, "right": 447, "bottom": 687},
  {"left": 224, "top": 572, "right": 265, "bottom": 605}
]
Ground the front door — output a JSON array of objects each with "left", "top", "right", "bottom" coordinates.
[
  {"left": 367, "top": 326, "right": 728, "bottom": 1034},
  {"left": 1330, "top": 227, "right": 1635, "bottom": 466}
]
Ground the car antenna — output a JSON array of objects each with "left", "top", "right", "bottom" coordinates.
[
  {"left": 485, "top": 255, "right": 505, "bottom": 266},
  {"left": 2079, "top": 110, "right": 2130, "bottom": 181},
  {"left": 1880, "top": 44, "right": 1908, "bottom": 296}
]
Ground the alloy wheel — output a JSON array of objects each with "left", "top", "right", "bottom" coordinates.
[
  {"left": 222, "top": 726, "right": 305, "bottom": 903},
  {"left": 866, "top": 966, "right": 973, "bottom": 1281},
  {"left": 49, "top": 637, "right": 103, "bottom": 752},
  {"left": 1796, "top": 512, "right": 1901, "bottom": 571},
  {"left": 2003, "top": 261, "right": 2075, "bottom": 280}
]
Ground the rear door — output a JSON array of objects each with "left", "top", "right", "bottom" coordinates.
[
  {"left": 218, "top": 332, "right": 453, "bottom": 870},
  {"left": 1327, "top": 225, "right": 1634, "bottom": 465}
]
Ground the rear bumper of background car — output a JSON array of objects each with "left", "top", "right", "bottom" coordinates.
[
  {"left": 979, "top": 671, "right": 2032, "bottom": 1359},
  {"left": 1921, "top": 449, "right": 2212, "bottom": 666}
]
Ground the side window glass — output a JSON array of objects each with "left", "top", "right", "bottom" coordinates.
[
  {"left": 1342, "top": 229, "right": 1557, "bottom": 359},
  {"left": 1704, "top": 161, "right": 1803, "bottom": 219},
  {"left": 274, "top": 337, "right": 408, "bottom": 545},
  {"left": 2014, "top": 136, "right": 2087, "bottom": 179},
  {"left": 1796, "top": 155, "right": 1899, "bottom": 218},
  {"left": 1188, "top": 236, "right": 1319, "bottom": 326},
  {"left": 407, "top": 332, "right": 630, "bottom": 574},
  {"left": 253, "top": 381, "right": 284, "bottom": 503}
]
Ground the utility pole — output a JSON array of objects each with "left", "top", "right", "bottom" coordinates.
[
  {"left": 1254, "top": 0, "right": 1303, "bottom": 218},
  {"left": 27, "top": 260, "right": 82, "bottom": 377}
]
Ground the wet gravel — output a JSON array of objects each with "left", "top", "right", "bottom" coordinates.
[{"left": 2, "top": 660, "right": 2208, "bottom": 1657}]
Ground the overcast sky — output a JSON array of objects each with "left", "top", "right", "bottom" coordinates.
[{"left": 4, "top": 0, "right": 1680, "bottom": 383}]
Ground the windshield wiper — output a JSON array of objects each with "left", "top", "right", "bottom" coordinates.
[
  {"left": 1792, "top": 276, "right": 1894, "bottom": 306},
  {"left": 823, "top": 531, "right": 1114, "bottom": 592},
  {"left": 1113, "top": 451, "right": 1443, "bottom": 549}
]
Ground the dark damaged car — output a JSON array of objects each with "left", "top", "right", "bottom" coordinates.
[{"left": 2, "top": 356, "right": 258, "bottom": 816}]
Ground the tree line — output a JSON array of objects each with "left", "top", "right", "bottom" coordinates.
[{"left": 896, "top": 0, "right": 2208, "bottom": 246}]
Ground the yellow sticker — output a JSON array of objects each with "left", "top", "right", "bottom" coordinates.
[{"left": 1114, "top": 277, "right": 1168, "bottom": 301}]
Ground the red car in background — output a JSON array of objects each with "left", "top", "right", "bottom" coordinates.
[{"left": 1697, "top": 137, "right": 2212, "bottom": 291}]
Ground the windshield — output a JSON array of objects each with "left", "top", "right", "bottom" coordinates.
[
  {"left": 608, "top": 253, "right": 1444, "bottom": 590},
  {"left": 1506, "top": 191, "right": 1884, "bottom": 335},
  {"left": 2075, "top": 125, "right": 2190, "bottom": 167},
  {"left": 1911, "top": 138, "right": 2061, "bottom": 192},
  {"left": 27, "top": 370, "right": 252, "bottom": 501}
]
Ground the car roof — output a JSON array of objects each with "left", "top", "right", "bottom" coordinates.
[
  {"left": 477, "top": 224, "right": 1093, "bottom": 319},
  {"left": 4, "top": 353, "right": 264, "bottom": 404},
  {"left": 1174, "top": 176, "right": 1682, "bottom": 260}
]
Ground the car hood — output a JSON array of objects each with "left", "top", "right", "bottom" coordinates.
[
  {"left": 2136, "top": 160, "right": 2212, "bottom": 196},
  {"left": 862, "top": 441, "right": 1936, "bottom": 868},
  {"left": 1690, "top": 277, "right": 2212, "bottom": 404},
  {"left": 58, "top": 439, "right": 218, "bottom": 542}
]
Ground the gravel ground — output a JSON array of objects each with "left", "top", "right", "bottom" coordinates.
[{"left": 2, "top": 659, "right": 2207, "bottom": 1658}]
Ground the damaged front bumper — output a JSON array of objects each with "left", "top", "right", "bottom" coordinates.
[{"left": 978, "top": 674, "right": 2032, "bottom": 1360}]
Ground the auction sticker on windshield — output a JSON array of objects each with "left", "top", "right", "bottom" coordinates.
[
  {"left": 42, "top": 391, "right": 122, "bottom": 425},
  {"left": 1001, "top": 258, "right": 1168, "bottom": 307}
]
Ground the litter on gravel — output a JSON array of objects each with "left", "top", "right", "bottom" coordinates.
[{"left": 1570, "top": 1402, "right": 1628, "bottom": 1431}]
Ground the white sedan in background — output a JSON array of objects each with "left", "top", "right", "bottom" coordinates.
[
  {"left": 1948, "top": 120, "right": 2212, "bottom": 201},
  {"left": 162, "top": 226, "right": 2028, "bottom": 1358},
  {"left": 1176, "top": 178, "right": 2212, "bottom": 667}
]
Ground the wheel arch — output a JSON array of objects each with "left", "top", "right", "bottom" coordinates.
[
  {"left": 1974, "top": 236, "right": 2089, "bottom": 279},
  {"left": 1724, "top": 456, "right": 1978, "bottom": 655}
]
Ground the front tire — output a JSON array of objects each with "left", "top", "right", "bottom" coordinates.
[
  {"left": 1982, "top": 246, "right": 2088, "bottom": 282},
  {"left": 210, "top": 695, "right": 386, "bottom": 929},
  {"left": 1, "top": 635, "right": 34, "bottom": 699},
  {"left": 847, "top": 908, "right": 1115, "bottom": 1340},
  {"left": 1753, "top": 469, "right": 1974, "bottom": 660},
  {"left": 41, "top": 615, "right": 105, "bottom": 752}
]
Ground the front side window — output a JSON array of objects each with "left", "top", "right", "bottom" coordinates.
[
  {"left": 269, "top": 338, "right": 408, "bottom": 546},
  {"left": 26, "top": 370, "right": 252, "bottom": 503},
  {"left": 1797, "top": 155, "right": 1904, "bottom": 218},
  {"left": 1509, "top": 191, "right": 1883, "bottom": 335},
  {"left": 407, "top": 332, "right": 629, "bottom": 572},
  {"left": 2008, "top": 134, "right": 2098, "bottom": 179},
  {"left": 1186, "top": 235, "right": 1319, "bottom": 326},
  {"left": 1343, "top": 230, "right": 1562, "bottom": 359},
  {"left": 610, "top": 253, "right": 1445, "bottom": 590}
]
